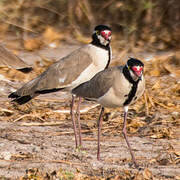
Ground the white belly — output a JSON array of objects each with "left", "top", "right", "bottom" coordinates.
[
  {"left": 70, "top": 45, "right": 109, "bottom": 89},
  {"left": 98, "top": 88, "right": 124, "bottom": 108}
]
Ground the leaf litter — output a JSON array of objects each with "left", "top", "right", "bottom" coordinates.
[{"left": 0, "top": 34, "right": 179, "bottom": 179}]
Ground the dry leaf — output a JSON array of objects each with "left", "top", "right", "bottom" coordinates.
[
  {"left": 175, "top": 175, "right": 180, "bottom": 180},
  {"left": 150, "top": 127, "right": 173, "bottom": 139},
  {"left": 151, "top": 80, "right": 161, "bottom": 90},
  {"left": 128, "top": 117, "right": 146, "bottom": 133},
  {"left": 143, "top": 168, "right": 153, "bottom": 180},
  {"left": 149, "top": 158, "right": 157, "bottom": 163},
  {"left": 150, "top": 69, "right": 160, "bottom": 76},
  {"left": 24, "top": 37, "right": 42, "bottom": 51},
  {"left": 134, "top": 172, "right": 144, "bottom": 180},
  {"left": 43, "top": 26, "right": 62, "bottom": 44},
  {"left": 174, "top": 151, "right": 180, "bottom": 156}
]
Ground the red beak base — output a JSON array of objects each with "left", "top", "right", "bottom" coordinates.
[
  {"left": 132, "top": 66, "right": 143, "bottom": 77},
  {"left": 100, "top": 31, "right": 111, "bottom": 40}
]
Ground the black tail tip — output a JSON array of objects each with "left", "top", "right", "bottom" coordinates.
[
  {"left": 8, "top": 92, "right": 19, "bottom": 99},
  {"left": 17, "top": 67, "right": 33, "bottom": 73},
  {"left": 8, "top": 93, "right": 32, "bottom": 105},
  {"left": 13, "top": 95, "right": 32, "bottom": 105}
]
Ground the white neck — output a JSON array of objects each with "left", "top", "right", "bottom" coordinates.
[
  {"left": 124, "top": 106, "right": 129, "bottom": 113},
  {"left": 129, "top": 69, "right": 139, "bottom": 81}
]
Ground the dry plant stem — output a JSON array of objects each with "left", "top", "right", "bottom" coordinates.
[
  {"left": 122, "top": 106, "right": 139, "bottom": 168},
  {"left": 76, "top": 97, "right": 82, "bottom": 147},
  {"left": 70, "top": 95, "right": 78, "bottom": 148},
  {"left": 97, "top": 107, "right": 105, "bottom": 160},
  {"left": 13, "top": 114, "right": 45, "bottom": 122},
  {"left": 144, "top": 91, "right": 149, "bottom": 116}
]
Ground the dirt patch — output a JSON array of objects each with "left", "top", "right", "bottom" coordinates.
[
  {"left": 0, "top": 43, "right": 179, "bottom": 179},
  {"left": 0, "top": 116, "right": 179, "bottom": 179}
]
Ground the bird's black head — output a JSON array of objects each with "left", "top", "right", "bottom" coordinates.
[
  {"left": 91, "top": 25, "right": 112, "bottom": 48},
  {"left": 94, "top": 25, "right": 112, "bottom": 32},
  {"left": 126, "top": 58, "right": 144, "bottom": 78}
]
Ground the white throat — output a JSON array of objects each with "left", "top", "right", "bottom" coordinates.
[
  {"left": 97, "top": 34, "right": 109, "bottom": 46},
  {"left": 129, "top": 69, "right": 139, "bottom": 81}
]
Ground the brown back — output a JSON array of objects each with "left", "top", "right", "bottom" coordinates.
[{"left": 0, "top": 45, "right": 32, "bottom": 71}]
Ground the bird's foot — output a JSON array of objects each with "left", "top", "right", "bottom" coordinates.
[
  {"left": 75, "top": 146, "right": 87, "bottom": 153},
  {"left": 129, "top": 162, "right": 142, "bottom": 170}
]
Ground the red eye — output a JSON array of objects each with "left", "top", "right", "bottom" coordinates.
[
  {"left": 108, "top": 31, "right": 111, "bottom": 36},
  {"left": 132, "top": 66, "right": 143, "bottom": 71},
  {"left": 132, "top": 66, "right": 138, "bottom": 71},
  {"left": 100, "top": 30, "right": 111, "bottom": 40},
  {"left": 100, "top": 31, "right": 106, "bottom": 36}
]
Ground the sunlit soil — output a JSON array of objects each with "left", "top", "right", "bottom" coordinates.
[{"left": 0, "top": 37, "right": 179, "bottom": 179}]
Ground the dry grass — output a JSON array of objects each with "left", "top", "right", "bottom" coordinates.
[
  {"left": 0, "top": 38, "right": 179, "bottom": 179},
  {"left": 0, "top": 1, "right": 179, "bottom": 178}
]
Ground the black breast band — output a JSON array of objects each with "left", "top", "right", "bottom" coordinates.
[{"left": 123, "top": 66, "right": 140, "bottom": 106}]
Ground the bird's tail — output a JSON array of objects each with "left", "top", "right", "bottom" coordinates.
[{"left": 8, "top": 77, "right": 40, "bottom": 105}]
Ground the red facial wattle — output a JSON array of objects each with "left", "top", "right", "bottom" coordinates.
[
  {"left": 100, "top": 31, "right": 111, "bottom": 40},
  {"left": 132, "top": 66, "right": 143, "bottom": 77}
]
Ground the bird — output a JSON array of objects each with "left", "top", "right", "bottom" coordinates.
[
  {"left": 8, "top": 25, "right": 112, "bottom": 148},
  {"left": 72, "top": 58, "right": 145, "bottom": 168},
  {"left": 0, "top": 45, "right": 32, "bottom": 73}
]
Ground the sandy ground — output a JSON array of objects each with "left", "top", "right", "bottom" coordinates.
[
  {"left": 0, "top": 116, "right": 179, "bottom": 179},
  {"left": 0, "top": 43, "right": 179, "bottom": 179}
]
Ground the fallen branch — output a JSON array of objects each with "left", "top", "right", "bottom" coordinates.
[
  {"left": 152, "top": 98, "right": 178, "bottom": 111},
  {"left": 21, "top": 121, "right": 65, "bottom": 126},
  {"left": 14, "top": 114, "right": 45, "bottom": 122},
  {"left": 143, "top": 91, "right": 149, "bottom": 116},
  {"left": 54, "top": 104, "right": 100, "bottom": 114},
  {"left": 0, "top": 108, "right": 14, "bottom": 113},
  {"left": 50, "top": 125, "right": 117, "bottom": 136},
  {"left": 0, "top": 159, "right": 81, "bottom": 166}
]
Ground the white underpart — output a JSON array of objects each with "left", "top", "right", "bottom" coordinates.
[
  {"left": 97, "top": 35, "right": 108, "bottom": 46},
  {"left": 59, "top": 75, "right": 66, "bottom": 83},
  {"left": 98, "top": 87, "right": 126, "bottom": 108},
  {"left": 124, "top": 106, "right": 129, "bottom": 113},
  {"left": 130, "top": 69, "right": 139, "bottom": 81},
  {"left": 70, "top": 44, "right": 109, "bottom": 89}
]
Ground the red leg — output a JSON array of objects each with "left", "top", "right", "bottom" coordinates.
[
  {"left": 122, "top": 106, "right": 139, "bottom": 168},
  {"left": 76, "top": 97, "right": 82, "bottom": 147},
  {"left": 97, "top": 107, "right": 104, "bottom": 160},
  {"left": 70, "top": 95, "right": 78, "bottom": 148}
]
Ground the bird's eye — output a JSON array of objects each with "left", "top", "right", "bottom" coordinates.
[
  {"left": 132, "top": 66, "right": 143, "bottom": 72},
  {"left": 108, "top": 31, "right": 111, "bottom": 36},
  {"left": 100, "top": 31, "right": 106, "bottom": 36},
  {"left": 132, "top": 66, "right": 138, "bottom": 71}
]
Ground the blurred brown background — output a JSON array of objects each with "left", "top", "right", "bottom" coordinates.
[
  {"left": 0, "top": 1, "right": 179, "bottom": 179},
  {"left": 0, "top": 0, "right": 179, "bottom": 50}
]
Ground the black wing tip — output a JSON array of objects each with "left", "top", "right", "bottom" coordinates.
[
  {"left": 35, "top": 88, "right": 65, "bottom": 94},
  {"left": 8, "top": 92, "right": 19, "bottom": 99},
  {"left": 17, "top": 67, "right": 33, "bottom": 73},
  {"left": 8, "top": 93, "right": 32, "bottom": 105},
  {"left": 13, "top": 95, "right": 32, "bottom": 105}
]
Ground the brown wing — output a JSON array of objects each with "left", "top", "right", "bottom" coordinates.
[
  {"left": 33, "top": 47, "right": 92, "bottom": 92},
  {"left": 72, "top": 67, "right": 119, "bottom": 100},
  {"left": 8, "top": 46, "right": 93, "bottom": 104},
  {"left": 0, "top": 45, "right": 32, "bottom": 73}
]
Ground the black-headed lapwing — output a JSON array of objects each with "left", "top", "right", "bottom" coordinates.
[
  {"left": 0, "top": 45, "right": 32, "bottom": 73},
  {"left": 72, "top": 58, "right": 145, "bottom": 168},
  {"left": 8, "top": 25, "right": 112, "bottom": 148}
]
